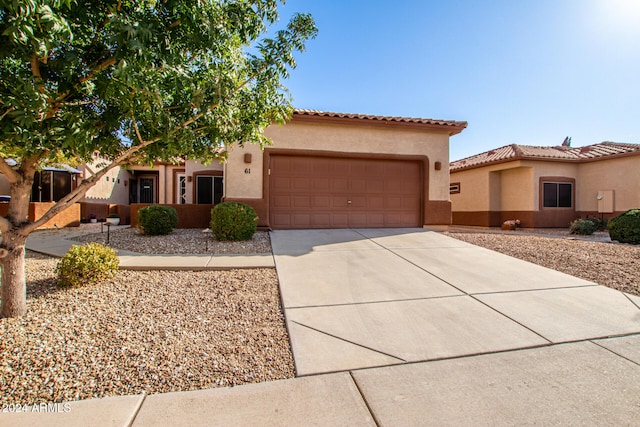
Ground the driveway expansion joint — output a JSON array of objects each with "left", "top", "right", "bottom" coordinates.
[
  {"left": 348, "top": 371, "right": 382, "bottom": 427},
  {"left": 290, "top": 320, "right": 406, "bottom": 363}
]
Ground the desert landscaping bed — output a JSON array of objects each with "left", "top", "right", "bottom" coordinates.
[
  {"left": 71, "top": 227, "right": 272, "bottom": 254},
  {"left": 446, "top": 230, "right": 640, "bottom": 297},
  {"left": 0, "top": 251, "right": 294, "bottom": 405}
]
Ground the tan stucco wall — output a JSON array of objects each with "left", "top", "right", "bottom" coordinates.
[
  {"left": 224, "top": 143, "right": 263, "bottom": 199},
  {"left": 81, "top": 157, "right": 131, "bottom": 205},
  {"left": 226, "top": 120, "right": 452, "bottom": 201},
  {"left": 577, "top": 156, "right": 640, "bottom": 212},
  {"left": 500, "top": 167, "right": 535, "bottom": 210},
  {"left": 451, "top": 161, "right": 534, "bottom": 211}
]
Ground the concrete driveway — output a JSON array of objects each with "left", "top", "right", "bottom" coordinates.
[
  {"left": 269, "top": 228, "right": 640, "bottom": 423},
  {"left": 271, "top": 227, "right": 640, "bottom": 371}
]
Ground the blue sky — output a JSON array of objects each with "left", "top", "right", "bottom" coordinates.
[{"left": 274, "top": 0, "right": 640, "bottom": 161}]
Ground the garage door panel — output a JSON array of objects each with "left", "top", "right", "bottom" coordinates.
[
  {"left": 367, "top": 196, "right": 384, "bottom": 210},
  {"left": 293, "top": 195, "right": 311, "bottom": 208},
  {"left": 272, "top": 195, "right": 291, "bottom": 208},
  {"left": 332, "top": 178, "right": 349, "bottom": 192},
  {"left": 313, "top": 178, "right": 330, "bottom": 191},
  {"left": 366, "top": 178, "right": 384, "bottom": 193},
  {"left": 351, "top": 178, "right": 367, "bottom": 193},
  {"left": 270, "top": 155, "right": 422, "bottom": 229},
  {"left": 272, "top": 176, "right": 291, "bottom": 191},
  {"left": 313, "top": 195, "right": 331, "bottom": 208},
  {"left": 402, "top": 196, "right": 421, "bottom": 210},
  {"left": 350, "top": 195, "right": 367, "bottom": 209},
  {"left": 332, "top": 195, "right": 349, "bottom": 208},
  {"left": 292, "top": 157, "right": 312, "bottom": 173},
  {"left": 293, "top": 177, "right": 311, "bottom": 191}
]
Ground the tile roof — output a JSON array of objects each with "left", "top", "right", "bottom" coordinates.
[
  {"left": 450, "top": 142, "right": 640, "bottom": 171},
  {"left": 293, "top": 109, "right": 467, "bottom": 134}
]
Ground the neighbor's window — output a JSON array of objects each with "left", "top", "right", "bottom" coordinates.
[
  {"left": 543, "top": 182, "right": 572, "bottom": 208},
  {"left": 450, "top": 182, "right": 461, "bottom": 194},
  {"left": 196, "top": 175, "right": 223, "bottom": 204}
]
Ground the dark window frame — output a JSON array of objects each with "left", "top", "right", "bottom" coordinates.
[
  {"left": 450, "top": 182, "right": 461, "bottom": 194},
  {"left": 195, "top": 174, "right": 224, "bottom": 205},
  {"left": 541, "top": 179, "right": 574, "bottom": 209}
]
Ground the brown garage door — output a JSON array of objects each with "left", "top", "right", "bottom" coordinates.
[{"left": 269, "top": 155, "right": 422, "bottom": 229}]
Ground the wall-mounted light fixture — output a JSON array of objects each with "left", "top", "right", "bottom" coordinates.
[
  {"left": 244, "top": 153, "right": 252, "bottom": 164},
  {"left": 187, "top": 175, "right": 193, "bottom": 182},
  {"left": 434, "top": 161, "right": 442, "bottom": 171}
]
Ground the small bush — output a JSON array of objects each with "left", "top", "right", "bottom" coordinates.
[
  {"left": 137, "top": 205, "right": 178, "bottom": 235},
  {"left": 56, "top": 242, "right": 119, "bottom": 288},
  {"left": 608, "top": 209, "right": 640, "bottom": 244},
  {"left": 210, "top": 202, "right": 258, "bottom": 241},
  {"left": 569, "top": 218, "right": 597, "bottom": 235},
  {"left": 586, "top": 216, "right": 607, "bottom": 231}
]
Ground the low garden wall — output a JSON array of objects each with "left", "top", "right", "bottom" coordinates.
[
  {"left": 79, "top": 202, "right": 131, "bottom": 225},
  {"left": 130, "top": 204, "right": 215, "bottom": 228},
  {"left": 0, "top": 202, "right": 80, "bottom": 229}
]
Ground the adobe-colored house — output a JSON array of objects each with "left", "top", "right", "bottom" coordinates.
[
  {"left": 450, "top": 142, "right": 640, "bottom": 228},
  {"left": 2, "top": 110, "right": 467, "bottom": 229},
  {"left": 224, "top": 110, "right": 466, "bottom": 229}
]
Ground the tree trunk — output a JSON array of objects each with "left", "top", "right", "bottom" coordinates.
[{"left": 0, "top": 230, "right": 28, "bottom": 318}]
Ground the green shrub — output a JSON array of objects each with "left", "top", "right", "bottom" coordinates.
[
  {"left": 569, "top": 218, "right": 597, "bottom": 235},
  {"left": 608, "top": 209, "right": 640, "bottom": 244},
  {"left": 56, "top": 242, "right": 119, "bottom": 288},
  {"left": 586, "top": 216, "right": 607, "bottom": 231},
  {"left": 137, "top": 205, "right": 178, "bottom": 235},
  {"left": 210, "top": 202, "right": 257, "bottom": 241}
]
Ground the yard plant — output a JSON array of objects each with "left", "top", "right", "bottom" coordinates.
[
  {"left": 210, "top": 202, "right": 258, "bottom": 241},
  {"left": 0, "top": 1, "right": 316, "bottom": 317},
  {"left": 137, "top": 205, "right": 178, "bottom": 236},
  {"left": 56, "top": 242, "right": 119, "bottom": 288},
  {"left": 569, "top": 218, "right": 597, "bottom": 235},
  {"left": 608, "top": 209, "right": 640, "bottom": 244}
]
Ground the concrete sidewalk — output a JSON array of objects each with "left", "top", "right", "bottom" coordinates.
[
  {"left": 5, "top": 228, "right": 640, "bottom": 426},
  {"left": 24, "top": 225, "right": 274, "bottom": 269}
]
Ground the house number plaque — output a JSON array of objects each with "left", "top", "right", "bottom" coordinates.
[{"left": 244, "top": 168, "right": 251, "bottom": 174}]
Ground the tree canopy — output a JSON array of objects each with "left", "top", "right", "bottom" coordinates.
[
  {"left": 0, "top": 0, "right": 316, "bottom": 173},
  {"left": 0, "top": 0, "right": 316, "bottom": 317}
]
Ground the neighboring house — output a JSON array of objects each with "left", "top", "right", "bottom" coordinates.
[
  {"left": 449, "top": 142, "right": 640, "bottom": 228},
  {"left": 0, "top": 161, "right": 82, "bottom": 203},
  {"left": 2, "top": 109, "right": 467, "bottom": 229}
]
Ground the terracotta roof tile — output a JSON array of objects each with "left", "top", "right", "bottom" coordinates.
[
  {"left": 450, "top": 142, "right": 640, "bottom": 171},
  {"left": 293, "top": 109, "right": 467, "bottom": 134}
]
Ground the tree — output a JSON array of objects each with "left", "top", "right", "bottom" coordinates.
[{"left": 0, "top": 0, "right": 317, "bottom": 317}]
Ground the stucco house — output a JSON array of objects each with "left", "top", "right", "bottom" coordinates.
[
  {"left": 3, "top": 110, "right": 467, "bottom": 229},
  {"left": 449, "top": 142, "right": 640, "bottom": 228}
]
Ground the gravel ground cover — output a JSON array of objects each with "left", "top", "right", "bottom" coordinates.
[
  {"left": 71, "top": 227, "right": 271, "bottom": 254},
  {"left": 0, "top": 251, "right": 294, "bottom": 405},
  {"left": 445, "top": 230, "right": 640, "bottom": 297}
]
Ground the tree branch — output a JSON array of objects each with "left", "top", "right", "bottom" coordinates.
[
  {"left": 0, "top": 156, "right": 20, "bottom": 184},
  {"left": 0, "top": 106, "right": 15, "bottom": 121}
]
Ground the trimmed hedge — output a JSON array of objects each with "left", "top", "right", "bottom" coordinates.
[
  {"left": 137, "top": 205, "right": 178, "bottom": 235},
  {"left": 56, "top": 243, "right": 119, "bottom": 288},
  {"left": 608, "top": 209, "right": 640, "bottom": 244},
  {"left": 210, "top": 202, "right": 257, "bottom": 241}
]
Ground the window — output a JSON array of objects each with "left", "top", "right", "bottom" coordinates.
[
  {"left": 450, "top": 182, "right": 461, "bottom": 194},
  {"left": 543, "top": 182, "right": 572, "bottom": 208},
  {"left": 196, "top": 176, "right": 223, "bottom": 204},
  {"left": 31, "top": 171, "right": 72, "bottom": 202}
]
